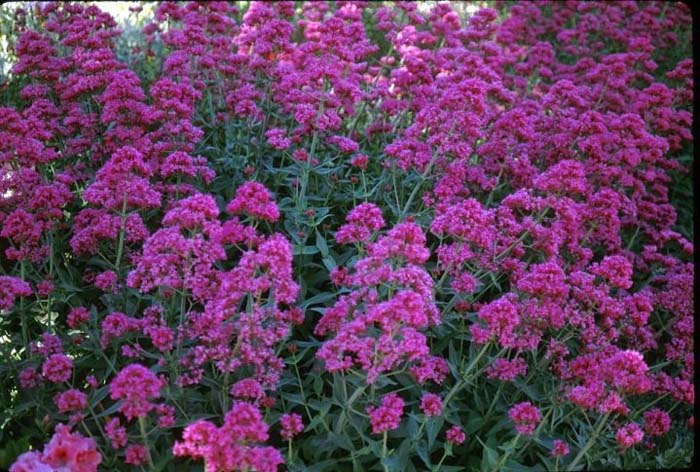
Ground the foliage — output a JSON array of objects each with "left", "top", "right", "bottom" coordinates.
[{"left": 0, "top": 1, "right": 694, "bottom": 471}]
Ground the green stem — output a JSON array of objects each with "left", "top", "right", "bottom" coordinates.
[
  {"left": 492, "top": 434, "right": 521, "bottom": 472},
  {"left": 382, "top": 431, "right": 389, "bottom": 472},
  {"left": 566, "top": 412, "right": 610, "bottom": 471},
  {"left": 346, "top": 44, "right": 395, "bottom": 139},
  {"left": 443, "top": 379, "right": 464, "bottom": 408},
  {"left": 79, "top": 421, "right": 107, "bottom": 460},
  {"left": 19, "top": 260, "right": 28, "bottom": 351},
  {"left": 392, "top": 172, "right": 400, "bottom": 212},
  {"left": 463, "top": 342, "right": 492, "bottom": 382},
  {"left": 85, "top": 401, "right": 108, "bottom": 441},
  {"left": 414, "top": 417, "right": 429, "bottom": 443},
  {"left": 483, "top": 382, "right": 505, "bottom": 421},
  {"left": 630, "top": 393, "right": 669, "bottom": 418},
  {"left": 337, "top": 383, "right": 368, "bottom": 434},
  {"left": 434, "top": 263, "right": 452, "bottom": 294},
  {"left": 294, "top": 361, "right": 328, "bottom": 433},
  {"left": 93, "top": 339, "right": 119, "bottom": 376},
  {"left": 440, "top": 344, "right": 492, "bottom": 414},
  {"left": 175, "top": 289, "right": 188, "bottom": 361},
  {"left": 666, "top": 400, "right": 683, "bottom": 415},
  {"left": 399, "top": 154, "right": 437, "bottom": 219},
  {"left": 138, "top": 416, "right": 155, "bottom": 469},
  {"left": 165, "top": 383, "right": 189, "bottom": 420},
  {"left": 222, "top": 371, "right": 230, "bottom": 413},
  {"left": 114, "top": 196, "right": 128, "bottom": 272},
  {"left": 433, "top": 448, "right": 449, "bottom": 471}
]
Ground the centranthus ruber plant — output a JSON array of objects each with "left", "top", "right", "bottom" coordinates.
[{"left": 0, "top": 1, "right": 693, "bottom": 471}]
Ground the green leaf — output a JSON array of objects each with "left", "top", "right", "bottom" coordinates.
[
  {"left": 313, "top": 375, "right": 323, "bottom": 396},
  {"left": 322, "top": 256, "right": 337, "bottom": 272},
  {"left": 427, "top": 417, "right": 444, "bottom": 450},
  {"left": 280, "top": 392, "right": 305, "bottom": 406},
  {"left": 0, "top": 437, "right": 30, "bottom": 469},
  {"left": 503, "top": 460, "right": 547, "bottom": 472},
  {"left": 328, "top": 432, "right": 354, "bottom": 452},
  {"left": 293, "top": 245, "right": 320, "bottom": 255},
  {"left": 406, "top": 414, "right": 419, "bottom": 439},
  {"left": 416, "top": 440, "right": 432, "bottom": 468},
  {"left": 300, "top": 292, "right": 335, "bottom": 310},
  {"left": 301, "top": 459, "right": 342, "bottom": 472},
  {"left": 152, "top": 452, "right": 174, "bottom": 472},
  {"left": 93, "top": 401, "right": 121, "bottom": 419},
  {"left": 466, "top": 414, "right": 484, "bottom": 435},
  {"left": 481, "top": 443, "right": 500, "bottom": 471},
  {"left": 90, "top": 384, "right": 110, "bottom": 408},
  {"left": 315, "top": 230, "right": 329, "bottom": 257}
]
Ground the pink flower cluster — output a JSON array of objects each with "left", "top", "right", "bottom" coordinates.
[
  {"left": 615, "top": 422, "right": 644, "bottom": 450},
  {"left": 420, "top": 393, "right": 443, "bottom": 417},
  {"left": 508, "top": 402, "right": 541, "bottom": 435},
  {"left": 317, "top": 205, "right": 444, "bottom": 384},
  {"left": 551, "top": 439, "right": 570, "bottom": 457},
  {"left": 564, "top": 349, "right": 652, "bottom": 417},
  {"left": 367, "top": 393, "right": 405, "bottom": 434},
  {"left": 280, "top": 413, "right": 304, "bottom": 440},
  {"left": 0, "top": 276, "right": 32, "bottom": 311},
  {"left": 10, "top": 424, "right": 101, "bottom": 472},
  {"left": 226, "top": 182, "right": 281, "bottom": 222},
  {"left": 485, "top": 357, "right": 528, "bottom": 382},
  {"left": 643, "top": 408, "right": 671, "bottom": 437},
  {"left": 173, "top": 401, "right": 283, "bottom": 472},
  {"left": 0, "top": 0, "right": 692, "bottom": 469},
  {"left": 42, "top": 354, "right": 73, "bottom": 384},
  {"left": 122, "top": 184, "right": 301, "bottom": 394},
  {"left": 109, "top": 364, "right": 162, "bottom": 420},
  {"left": 445, "top": 425, "right": 466, "bottom": 445},
  {"left": 335, "top": 202, "right": 385, "bottom": 244}
]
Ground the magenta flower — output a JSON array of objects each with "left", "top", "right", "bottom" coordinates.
[
  {"left": 10, "top": 424, "right": 102, "bottom": 472},
  {"left": 508, "top": 402, "right": 541, "bottom": 435},
  {"left": 42, "top": 354, "right": 73, "bottom": 384},
  {"left": 174, "top": 402, "right": 283, "bottom": 472},
  {"left": 109, "top": 364, "right": 162, "bottom": 420},
  {"left": 486, "top": 357, "right": 528, "bottom": 382},
  {"left": 0, "top": 276, "right": 32, "bottom": 311},
  {"left": 335, "top": 202, "right": 386, "bottom": 245},
  {"left": 53, "top": 389, "right": 87, "bottom": 413},
  {"left": 9, "top": 451, "right": 53, "bottom": 472},
  {"left": 551, "top": 439, "right": 570, "bottom": 457},
  {"left": 226, "top": 181, "right": 280, "bottom": 222},
  {"left": 446, "top": 425, "right": 466, "bottom": 445},
  {"left": 367, "top": 393, "right": 405, "bottom": 434},
  {"left": 106, "top": 417, "right": 128, "bottom": 449},
  {"left": 643, "top": 408, "right": 671, "bottom": 437},
  {"left": 280, "top": 413, "right": 304, "bottom": 440},
  {"left": 125, "top": 444, "right": 149, "bottom": 465},
  {"left": 420, "top": 393, "right": 444, "bottom": 417},
  {"left": 616, "top": 423, "right": 644, "bottom": 450}
]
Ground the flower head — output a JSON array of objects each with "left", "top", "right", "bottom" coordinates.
[
  {"left": 226, "top": 182, "right": 280, "bottom": 222},
  {"left": 420, "top": 393, "right": 443, "bottom": 417},
  {"left": 42, "top": 354, "right": 73, "bottom": 384},
  {"left": 551, "top": 439, "right": 570, "bottom": 457},
  {"left": 367, "top": 393, "right": 405, "bottom": 434},
  {"left": 109, "top": 364, "right": 162, "bottom": 420},
  {"left": 42, "top": 424, "right": 101, "bottom": 472},
  {"left": 446, "top": 425, "right": 466, "bottom": 445},
  {"left": 280, "top": 413, "right": 304, "bottom": 440},
  {"left": 508, "top": 402, "right": 541, "bottom": 435},
  {"left": 616, "top": 422, "right": 644, "bottom": 450}
]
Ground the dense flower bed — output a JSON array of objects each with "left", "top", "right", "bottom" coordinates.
[{"left": 0, "top": 1, "right": 693, "bottom": 471}]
